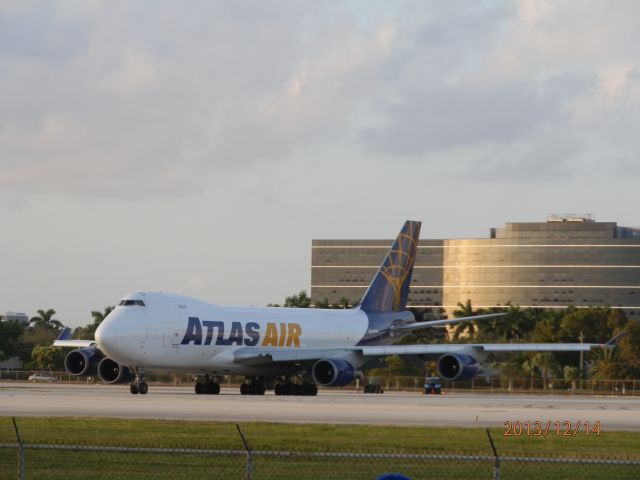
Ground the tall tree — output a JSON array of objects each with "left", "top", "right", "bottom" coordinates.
[
  {"left": 451, "top": 300, "right": 479, "bottom": 340},
  {"left": 477, "top": 304, "right": 535, "bottom": 342},
  {"left": 0, "top": 319, "right": 25, "bottom": 361},
  {"left": 29, "top": 309, "right": 63, "bottom": 331},
  {"left": 31, "top": 345, "right": 66, "bottom": 371},
  {"left": 73, "top": 306, "right": 115, "bottom": 340},
  {"left": 16, "top": 325, "right": 59, "bottom": 364},
  {"left": 284, "top": 291, "right": 311, "bottom": 308},
  {"left": 589, "top": 348, "right": 623, "bottom": 380}
]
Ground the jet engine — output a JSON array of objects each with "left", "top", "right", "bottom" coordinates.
[
  {"left": 97, "top": 357, "right": 135, "bottom": 384},
  {"left": 64, "top": 346, "right": 103, "bottom": 376},
  {"left": 437, "top": 353, "right": 483, "bottom": 381},
  {"left": 311, "top": 359, "right": 356, "bottom": 387}
]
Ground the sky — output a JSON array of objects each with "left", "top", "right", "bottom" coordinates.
[{"left": 1, "top": 0, "right": 640, "bottom": 328}]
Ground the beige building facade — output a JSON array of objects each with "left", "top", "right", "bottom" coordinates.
[{"left": 311, "top": 216, "right": 640, "bottom": 317}]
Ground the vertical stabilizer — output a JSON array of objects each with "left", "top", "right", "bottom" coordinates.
[{"left": 358, "top": 220, "right": 421, "bottom": 312}]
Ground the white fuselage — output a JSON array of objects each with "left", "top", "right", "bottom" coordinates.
[{"left": 95, "top": 292, "right": 369, "bottom": 375}]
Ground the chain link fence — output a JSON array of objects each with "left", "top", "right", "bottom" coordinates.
[
  {"left": 2, "top": 419, "right": 639, "bottom": 480},
  {"left": 5, "top": 369, "right": 639, "bottom": 396}
]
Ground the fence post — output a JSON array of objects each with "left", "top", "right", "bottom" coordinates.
[
  {"left": 12, "top": 417, "right": 24, "bottom": 480},
  {"left": 236, "top": 424, "right": 253, "bottom": 480},
  {"left": 486, "top": 428, "right": 500, "bottom": 480}
]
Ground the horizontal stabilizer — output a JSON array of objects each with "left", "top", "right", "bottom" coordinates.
[{"left": 392, "top": 312, "right": 507, "bottom": 333}]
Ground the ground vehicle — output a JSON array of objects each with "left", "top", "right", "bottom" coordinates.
[
  {"left": 424, "top": 376, "right": 441, "bottom": 394},
  {"left": 28, "top": 373, "right": 58, "bottom": 383},
  {"left": 363, "top": 376, "right": 384, "bottom": 393},
  {"left": 363, "top": 384, "right": 384, "bottom": 393}
]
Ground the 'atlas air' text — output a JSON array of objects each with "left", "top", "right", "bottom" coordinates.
[{"left": 181, "top": 317, "right": 302, "bottom": 347}]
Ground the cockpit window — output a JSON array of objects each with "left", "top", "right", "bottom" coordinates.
[{"left": 118, "top": 299, "right": 146, "bottom": 307}]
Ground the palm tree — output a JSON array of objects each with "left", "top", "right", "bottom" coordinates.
[
  {"left": 589, "top": 348, "right": 621, "bottom": 380},
  {"left": 90, "top": 306, "right": 114, "bottom": 325},
  {"left": 491, "top": 304, "right": 533, "bottom": 341},
  {"left": 29, "top": 309, "right": 63, "bottom": 331},
  {"left": 452, "top": 300, "right": 478, "bottom": 340}
]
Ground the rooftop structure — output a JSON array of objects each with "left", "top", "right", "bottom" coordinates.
[{"left": 3, "top": 312, "right": 28, "bottom": 324}]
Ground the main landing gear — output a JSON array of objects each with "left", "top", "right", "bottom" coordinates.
[
  {"left": 238, "top": 376, "right": 318, "bottom": 396},
  {"left": 194, "top": 375, "right": 220, "bottom": 395},
  {"left": 240, "top": 380, "right": 266, "bottom": 395},
  {"left": 274, "top": 383, "right": 317, "bottom": 396},
  {"left": 130, "top": 370, "right": 148, "bottom": 395}
]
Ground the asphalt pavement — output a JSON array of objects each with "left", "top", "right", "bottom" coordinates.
[{"left": 2, "top": 382, "right": 639, "bottom": 431}]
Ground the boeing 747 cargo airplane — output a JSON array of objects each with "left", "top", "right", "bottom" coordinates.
[{"left": 54, "top": 221, "right": 618, "bottom": 395}]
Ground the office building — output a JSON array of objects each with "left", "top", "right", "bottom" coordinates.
[{"left": 311, "top": 215, "right": 640, "bottom": 317}]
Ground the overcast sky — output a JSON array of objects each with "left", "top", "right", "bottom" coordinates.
[{"left": 2, "top": 1, "right": 639, "bottom": 327}]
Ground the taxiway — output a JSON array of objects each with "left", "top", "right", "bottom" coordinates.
[{"left": 2, "top": 382, "right": 639, "bottom": 431}]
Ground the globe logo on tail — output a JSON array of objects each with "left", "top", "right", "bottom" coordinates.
[{"left": 379, "top": 225, "right": 419, "bottom": 311}]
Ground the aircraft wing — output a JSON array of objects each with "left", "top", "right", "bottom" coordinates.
[
  {"left": 53, "top": 339, "right": 96, "bottom": 348},
  {"left": 233, "top": 335, "right": 619, "bottom": 366},
  {"left": 358, "top": 343, "right": 604, "bottom": 356}
]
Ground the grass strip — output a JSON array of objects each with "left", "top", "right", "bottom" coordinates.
[{"left": 1, "top": 417, "right": 639, "bottom": 457}]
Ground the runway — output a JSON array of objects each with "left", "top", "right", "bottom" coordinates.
[{"left": 2, "top": 382, "right": 640, "bottom": 431}]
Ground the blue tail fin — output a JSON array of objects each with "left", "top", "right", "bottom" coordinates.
[{"left": 358, "top": 220, "right": 421, "bottom": 312}]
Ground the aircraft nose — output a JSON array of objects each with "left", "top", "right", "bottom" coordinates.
[{"left": 95, "top": 319, "right": 117, "bottom": 353}]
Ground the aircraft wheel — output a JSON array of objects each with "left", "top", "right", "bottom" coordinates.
[
  {"left": 195, "top": 382, "right": 204, "bottom": 394},
  {"left": 304, "top": 384, "right": 318, "bottom": 396},
  {"left": 274, "top": 384, "right": 282, "bottom": 395},
  {"left": 240, "top": 383, "right": 248, "bottom": 395},
  {"left": 139, "top": 382, "right": 148, "bottom": 395},
  {"left": 212, "top": 382, "right": 220, "bottom": 394},
  {"left": 130, "top": 383, "right": 139, "bottom": 395}
]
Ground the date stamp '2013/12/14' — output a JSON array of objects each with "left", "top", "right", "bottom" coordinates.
[{"left": 504, "top": 420, "right": 601, "bottom": 437}]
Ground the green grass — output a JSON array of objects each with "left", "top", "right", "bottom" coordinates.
[
  {"left": 1, "top": 417, "right": 640, "bottom": 456},
  {"left": 1, "top": 418, "right": 639, "bottom": 479}
]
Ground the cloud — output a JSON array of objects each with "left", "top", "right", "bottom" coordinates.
[
  {"left": 0, "top": 2, "right": 398, "bottom": 196},
  {"left": 0, "top": 1, "right": 639, "bottom": 196},
  {"left": 97, "top": 50, "right": 159, "bottom": 95}
]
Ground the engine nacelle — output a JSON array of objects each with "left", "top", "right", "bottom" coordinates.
[
  {"left": 64, "top": 346, "right": 103, "bottom": 376},
  {"left": 97, "top": 357, "right": 135, "bottom": 384},
  {"left": 312, "top": 359, "right": 356, "bottom": 387},
  {"left": 437, "top": 353, "right": 483, "bottom": 381}
]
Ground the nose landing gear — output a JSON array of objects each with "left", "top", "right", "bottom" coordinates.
[{"left": 130, "top": 369, "right": 148, "bottom": 395}]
